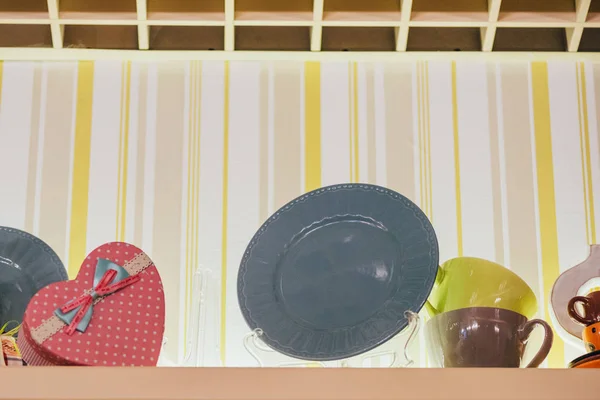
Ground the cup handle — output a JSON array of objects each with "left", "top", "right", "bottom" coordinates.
[
  {"left": 399, "top": 310, "right": 420, "bottom": 367},
  {"left": 568, "top": 296, "right": 594, "bottom": 325},
  {"left": 518, "top": 319, "right": 554, "bottom": 368},
  {"left": 424, "top": 265, "right": 444, "bottom": 316}
]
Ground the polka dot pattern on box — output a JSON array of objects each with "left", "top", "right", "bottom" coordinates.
[{"left": 17, "top": 242, "right": 165, "bottom": 366}]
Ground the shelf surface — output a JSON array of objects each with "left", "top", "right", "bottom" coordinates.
[
  {"left": 1, "top": 368, "right": 600, "bottom": 400},
  {"left": 0, "top": 0, "right": 598, "bottom": 51}
]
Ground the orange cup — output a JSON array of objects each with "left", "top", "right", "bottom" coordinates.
[
  {"left": 569, "top": 350, "right": 600, "bottom": 368},
  {"left": 572, "top": 357, "right": 600, "bottom": 368},
  {"left": 583, "top": 321, "right": 600, "bottom": 353}
]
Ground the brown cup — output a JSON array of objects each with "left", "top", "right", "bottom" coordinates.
[
  {"left": 425, "top": 307, "right": 553, "bottom": 368},
  {"left": 568, "top": 290, "right": 600, "bottom": 326}
]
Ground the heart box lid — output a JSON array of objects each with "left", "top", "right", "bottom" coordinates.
[{"left": 17, "top": 242, "right": 166, "bottom": 366}]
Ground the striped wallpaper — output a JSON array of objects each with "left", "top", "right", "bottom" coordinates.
[{"left": 0, "top": 60, "right": 599, "bottom": 368}]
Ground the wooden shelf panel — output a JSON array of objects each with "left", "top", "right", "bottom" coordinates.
[
  {"left": 236, "top": 0, "right": 313, "bottom": 21},
  {"left": 63, "top": 25, "right": 139, "bottom": 49},
  {"left": 2, "top": 368, "right": 600, "bottom": 400},
  {"left": 323, "top": 0, "right": 402, "bottom": 22},
  {"left": 499, "top": 0, "right": 577, "bottom": 23},
  {"left": 59, "top": 0, "right": 137, "bottom": 20},
  {"left": 0, "top": 23, "right": 51, "bottom": 46},
  {"left": 407, "top": 26, "right": 482, "bottom": 50},
  {"left": 579, "top": 27, "right": 600, "bottom": 50},
  {"left": 411, "top": 0, "right": 489, "bottom": 22},
  {"left": 0, "top": 0, "right": 48, "bottom": 19},
  {"left": 150, "top": 26, "right": 224, "bottom": 50},
  {"left": 322, "top": 27, "right": 397, "bottom": 51},
  {"left": 493, "top": 27, "right": 568, "bottom": 51},
  {"left": 235, "top": 25, "right": 311, "bottom": 50},
  {"left": 0, "top": 0, "right": 597, "bottom": 51},
  {"left": 588, "top": 0, "right": 600, "bottom": 22},
  {"left": 147, "top": 0, "right": 225, "bottom": 22}
]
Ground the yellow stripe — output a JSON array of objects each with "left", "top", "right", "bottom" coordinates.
[
  {"left": 426, "top": 62, "right": 433, "bottom": 221},
  {"left": 531, "top": 61, "right": 565, "bottom": 368},
  {"left": 119, "top": 61, "right": 132, "bottom": 241},
  {"left": 220, "top": 61, "right": 230, "bottom": 365},
  {"left": 580, "top": 62, "right": 596, "bottom": 244},
  {"left": 451, "top": 61, "right": 463, "bottom": 256},
  {"left": 67, "top": 61, "right": 95, "bottom": 278},
  {"left": 305, "top": 62, "right": 321, "bottom": 192},
  {"left": 353, "top": 62, "right": 359, "bottom": 182}
]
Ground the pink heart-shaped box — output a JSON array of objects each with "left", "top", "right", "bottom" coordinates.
[{"left": 17, "top": 242, "right": 165, "bottom": 366}]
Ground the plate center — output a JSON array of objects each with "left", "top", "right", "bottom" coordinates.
[{"left": 276, "top": 216, "right": 401, "bottom": 330}]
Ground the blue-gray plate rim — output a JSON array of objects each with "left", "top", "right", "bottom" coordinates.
[
  {"left": 0, "top": 226, "right": 68, "bottom": 326},
  {"left": 237, "top": 183, "right": 439, "bottom": 361}
]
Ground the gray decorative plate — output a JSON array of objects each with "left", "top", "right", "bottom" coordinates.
[
  {"left": 237, "top": 184, "right": 439, "bottom": 361},
  {"left": 0, "top": 226, "right": 68, "bottom": 328}
]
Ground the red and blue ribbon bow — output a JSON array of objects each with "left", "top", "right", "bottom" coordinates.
[{"left": 54, "top": 258, "right": 140, "bottom": 335}]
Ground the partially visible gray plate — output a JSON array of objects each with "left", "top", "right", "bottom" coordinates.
[
  {"left": 0, "top": 227, "right": 68, "bottom": 328},
  {"left": 237, "top": 184, "right": 439, "bottom": 361}
]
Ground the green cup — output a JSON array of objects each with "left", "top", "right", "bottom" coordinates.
[{"left": 425, "top": 257, "right": 538, "bottom": 319}]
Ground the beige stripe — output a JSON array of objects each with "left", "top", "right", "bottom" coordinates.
[
  {"left": 133, "top": 64, "right": 148, "bottom": 246},
  {"left": 274, "top": 62, "right": 302, "bottom": 209},
  {"left": 191, "top": 60, "right": 202, "bottom": 349},
  {"left": 422, "top": 61, "right": 433, "bottom": 220},
  {"left": 24, "top": 65, "right": 43, "bottom": 233},
  {"left": 383, "top": 62, "right": 422, "bottom": 367},
  {"left": 38, "top": 64, "right": 77, "bottom": 262},
  {"left": 594, "top": 64, "right": 600, "bottom": 166},
  {"left": 151, "top": 63, "right": 186, "bottom": 359},
  {"left": 417, "top": 62, "right": 427, "bottom": 217},
  {"left": 487, "top": 64, "right": 504, "bottom": 266},
  {"left": 259, "top": 64, "right": 269, "bottom": 222},
  {"left": 384, "top": 63, "right": 415, "bottom": 202},
  {"left": 366, "top": 64, "right": 377, "bottom": 185},
  {"left": 499, "top": 63, "right": 540, "bottom": 296},
  {"left": 425, "top": 62, "right": 433, "bottom": 220}
]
